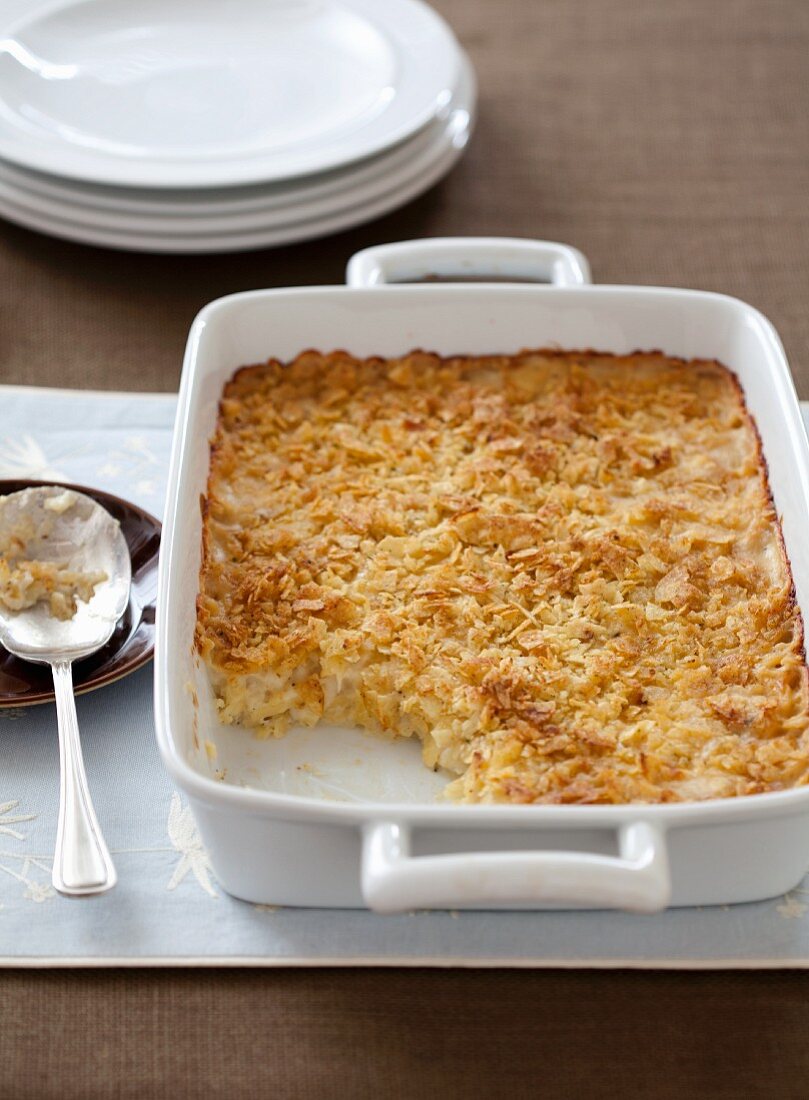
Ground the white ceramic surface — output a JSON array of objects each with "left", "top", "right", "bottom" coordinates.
[
  {"left": 0, "top": 101, "right": 445, "bottom": 220},
  {"left": 0, "top": 0, "right": 462, "bottom": 187},
  {"left": 0, "top": 112, "right": 472, "bottom": 252},
  {"left": 0, "top": 50, "right": 474, "bottom": 217},
  {"left": 155, "top": 238, "right": 809, "bottom": 912},
  {"left": 0, "top": 58, "right": 475, "bottom": 234}
]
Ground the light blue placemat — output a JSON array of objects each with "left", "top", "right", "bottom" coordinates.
[{"left": 2, "top": 384, "right": 809, "bottom": 968}]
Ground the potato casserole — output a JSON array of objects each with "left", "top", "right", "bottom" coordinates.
[{"left": 195, "top": 348, "right": 809, "bottom": 804}]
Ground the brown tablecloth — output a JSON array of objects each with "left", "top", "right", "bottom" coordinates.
[
  {"left": 2, "top": 0, "right": 808, "bottom": 396},
  {"left": 2, "top": 0, "right": 809, "bottom": 1096}
]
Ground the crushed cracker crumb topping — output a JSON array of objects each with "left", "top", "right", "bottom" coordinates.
[{"left": 196, "top": 348, "right": 809, "bottom": 804}]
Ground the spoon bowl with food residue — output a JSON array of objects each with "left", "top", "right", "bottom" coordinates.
[{"left": 0, "top": 486, "right": 131, "bottom": 896}]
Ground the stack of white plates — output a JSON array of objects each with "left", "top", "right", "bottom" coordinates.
[{"left": 0, "top": 0, "right": 476, "bottom": 253}]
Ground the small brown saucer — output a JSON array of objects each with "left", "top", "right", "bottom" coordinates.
[{"left": 0, "top": 479, "right": 160, "bottom": 707}]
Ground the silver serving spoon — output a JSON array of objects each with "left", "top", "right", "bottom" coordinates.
[{"left": 0, "top": 486, "right": 131, "bottom": 896}]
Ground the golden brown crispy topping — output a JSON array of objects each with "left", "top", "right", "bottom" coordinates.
[{"left": 197, "top": 348, "right": 809, "bottom": 804}]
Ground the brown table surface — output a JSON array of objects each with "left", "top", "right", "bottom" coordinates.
[{"left": 2, "top": 0, "right": 809, "bottom": 1096}]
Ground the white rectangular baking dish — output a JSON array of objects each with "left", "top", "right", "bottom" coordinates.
[{"left": 155, "top": 236, "right": 809, "bottom": 913}]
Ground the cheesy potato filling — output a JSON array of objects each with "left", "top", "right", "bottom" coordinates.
[
  {"left": 0, "top": 557, "right": 107, "bottom": 621},
  {"left": 196, "top": 349, "right": 809, "bottom": 804}
]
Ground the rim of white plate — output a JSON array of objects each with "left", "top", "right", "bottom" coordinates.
[
  {"left": 0, "top": 108, "right": 473, "bottom": 252},
  {"left": 0, "top": 53, "right": 476, "bottom": 227}
]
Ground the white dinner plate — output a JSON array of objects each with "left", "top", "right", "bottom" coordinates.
[
  {"left": 0, "top": 113, "right": 471, "bottom": 252},
  {"left": 0, "top": 107, "right": 447, "bottom": 218},
  {"left": 0, "top": 0, "right": 462, "bottom": 188},
  {"left": 0, "top": 106, "right": 473, "bottom": 237},
  {"left": 0, "top": 54, "right": 475, "bottom": 224}
]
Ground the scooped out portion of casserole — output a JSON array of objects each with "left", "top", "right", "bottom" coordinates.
[
  {"left": 0, "top": 490, "right": 108, "bottom": 621},
  {"left": 195, "top": 349, "right": 809, "bottom": 804},
  {"left": 0, "top": 558, "right": 106, "bottom": 621}
]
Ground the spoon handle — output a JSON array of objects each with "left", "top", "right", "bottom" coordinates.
[{"left": 51, "top": 660, "right": 117, "bottom": 896}]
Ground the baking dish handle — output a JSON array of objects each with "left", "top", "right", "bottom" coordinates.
[
  {"left": 346, "top": 237, "right": 592, "bottom": 288},
  {"left": 361, "top": 820, "right": 670, "bottom": 914}
]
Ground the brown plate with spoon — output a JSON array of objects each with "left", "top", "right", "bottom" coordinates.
[{"left": 0, "top": 479, "right": 160, "bottom": 707}]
